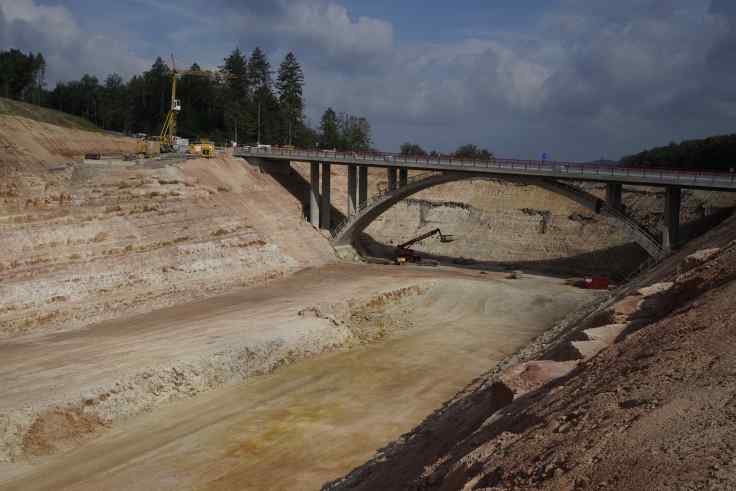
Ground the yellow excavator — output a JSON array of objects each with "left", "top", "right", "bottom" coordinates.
[{"left": 160, "top": 54, "right": 216, "bottom": 158}]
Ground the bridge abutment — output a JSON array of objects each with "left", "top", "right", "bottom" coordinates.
[
  {"left": 606, "top": 183, "right": 623, "bottom": 211},
  {"left": 663, "top": 186, "right": 681, "bottom": 252},
  {"left": 347, "top": 165, "right": 358, "bottom": 215},
  {"left": 321, "top": 163, "right": 331, "bottom": 229},
  {"left": 309, "top": 162, "right": 320, "bottom": 226}
]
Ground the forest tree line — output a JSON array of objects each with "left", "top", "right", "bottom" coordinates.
[
  {"left": 0, "top": 47, "right": 372, "bottom": 149},
  {"left": 621, "top": 134, "right": 736, "bottom": 171}
]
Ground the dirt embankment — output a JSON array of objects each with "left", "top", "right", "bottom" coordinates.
[
  {"left": 326, "top": 212, "right": 736, "bottom": 490},
  {"left": 0, "top": 116, "right": 335, "bottom": 338}
]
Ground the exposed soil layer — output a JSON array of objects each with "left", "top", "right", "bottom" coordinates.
[
  {"left": 0, "top": 116, "right": 333, "bottom": 338},
  {"left": 325, "top": 213, "right": 736, "bottom": 491},
  {"left": 0, "top": 267, "right": 598, "bottom": 490}
]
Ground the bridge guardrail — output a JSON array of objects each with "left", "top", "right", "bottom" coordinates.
[{"left": 235, "top": 146, "right": 736, "bottom": 189}]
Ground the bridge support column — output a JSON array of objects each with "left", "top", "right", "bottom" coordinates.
[
  {"left": 321, "top": 163, "right": 331, "bottom": 230},
  {"left": 347, "top": 165, "right": 357, "bottom": 215},
  {"left": 606, "top": 183, "right": 623, "bottom": 211},
  {"left": 399, "top": 168, "right": 408, "bottom": 187},
  {"left": 309, "top": 162, "right": 320, "bottom": 226},
  {"left": 358, "top": 166, "right": 368, "bottom": 207},
  {"left": 387, "top": 168, "right": 398, "bottom": 191},
  {"left": 663, "top": 186, "right": 681, "bottom": 252}
]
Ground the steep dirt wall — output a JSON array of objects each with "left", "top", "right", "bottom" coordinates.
[{"left": 0, "top": 120, "right": 334, "bottom": 337}]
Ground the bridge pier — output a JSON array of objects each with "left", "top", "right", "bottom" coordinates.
[
  {"left": 321, "top": 163, "right": 331, "bottom": 229},
  {"left": 387, "top": 168, "right": 398, "bottom": 191},
  {"left": 399, "top": 168, "right": 408, "bottom": 187},
  {"left": 309, "top": 162, "right": 320, "bottom": 226},
  {"left": 663, "top": 186, "right": 681, "bottom": 252},
  {"left": 606, "top": 183, "right": 623, "bottom": 211},
  {"left": 358, "top": 166, "right": 368, "bottom": 207},
  {"left": 347, "top": 165, "right": 357, "bottom": 215}
]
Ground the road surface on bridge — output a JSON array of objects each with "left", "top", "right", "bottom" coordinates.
[{"left": 235, "top": 147, "right": 736, "bottom": 191}]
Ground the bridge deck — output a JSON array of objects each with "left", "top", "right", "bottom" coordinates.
[{"left": 235, "top": 147, "right": 736, "bottom": 191}]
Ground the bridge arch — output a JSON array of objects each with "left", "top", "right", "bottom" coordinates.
[{"left": 332, "top": 172, "right": 665, "bottom": 259}]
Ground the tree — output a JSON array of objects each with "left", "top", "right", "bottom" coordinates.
[
  {"left": 621, "top": 134, "right": 736, "bottom": 171},
  {"left": 247, "top": 47, "right": 271, "bottom": 90},
  {"left": 320, "top": 108, "right": 340, "bottom": 148},
  {"left": 246, "top": 47, "right": 280, "bottom": 143},
  {"left": 222, "top": 48, "right": 249, "bottom": 143},
  {"left": 3, "top": 46, "right": 336, "bottom": 146},
  {"left": 400, "top": 142, "right": 427, "bottom": 156},
  {"left": 454, "top": 144, "right": 493, "bottom": 160},
  {"left": 339, "top": 113, "right": 372, "bottom": 151},
  {"left": 0, "top": 49, "right": 46, "bottom": 101},
  {"left": 277, "top": 52, "right": 304, "bottom": 145}
]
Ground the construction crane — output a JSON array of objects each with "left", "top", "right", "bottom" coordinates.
[
  {"left": 160, "top": 54, "right": 221, "bottom": 157},
  {"left": 395, "top": 228, "right": 455, "bottom": 265}
]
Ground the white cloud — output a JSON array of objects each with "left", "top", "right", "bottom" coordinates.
[
  {"left": 3, "top": 0, "right": 736, "bottom": 160},
  {"left": 0, "top": 0, "right": 147, "bottom": 83}
]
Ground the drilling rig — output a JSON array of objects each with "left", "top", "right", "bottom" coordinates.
[{"left": 159, "top": 54, "right": 218, "bottom": 157}]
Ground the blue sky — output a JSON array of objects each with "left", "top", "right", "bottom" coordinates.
[{"left": 2, "top": 0, "right": 736, "bottom": 160}]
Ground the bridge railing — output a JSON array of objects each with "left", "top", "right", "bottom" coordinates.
[
  {"left": 331, "top": 171, "right": 440, "bottom": 239},
  {"left": 235, "top": 146, "right": 736, "bottom": 188}
]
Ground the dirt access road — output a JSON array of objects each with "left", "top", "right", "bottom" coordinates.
[{"left": 0, "top": 263, "right": 597, "bottom": 490}]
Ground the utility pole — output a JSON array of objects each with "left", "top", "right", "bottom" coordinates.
[
  {"left": 234, "top": 114, "right": 238, "bottom": 146},
  {"left": 257, "top": 102, "right": 261, "bottom": 145}
]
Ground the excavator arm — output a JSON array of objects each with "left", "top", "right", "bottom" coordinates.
[{"left": 398, "top": 228, "right": 455, "bottom": 249}]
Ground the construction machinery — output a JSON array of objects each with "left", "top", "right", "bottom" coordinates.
[
  {"left": 188, "top": 140, "right": 215, "bottom": 159},
  {"left": 160, "top": 54, "right": 224, "bottom": 154},
  {"left": 395, "top": 228, "right": 455, "bottom": 265}
]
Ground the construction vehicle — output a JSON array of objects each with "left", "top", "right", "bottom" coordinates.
[
  {"left": 160, "top": 54, "right": 226, "bottom": 154},
  {"left": 188, "top": 140, "right": 215, "bottom": 159},
  {"left": 395, "top": 228, "right": 455, "bottom": 265}
]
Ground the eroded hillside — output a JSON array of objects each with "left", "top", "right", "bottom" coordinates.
[{"left": 0, "top": 114, "right": 333, "bottom": 337}]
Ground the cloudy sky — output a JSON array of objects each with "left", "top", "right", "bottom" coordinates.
[{"left": 1, "top": 0, "right": 736, "bottom": 160}]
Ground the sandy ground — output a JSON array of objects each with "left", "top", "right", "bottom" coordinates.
[
  {"left": 0, "top": 264, "right": 596, "bottom": 490},
  {"left": 325, "top": 215, "right": 736, "bottom": 491}
]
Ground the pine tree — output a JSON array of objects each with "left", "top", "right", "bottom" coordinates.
[
  {"left": 277, "top": 52, "right": 304, "bottom": 145},
  {"left": 247, "top": 47, "right": 271, "bottom": 91},
  {"left": 222, "top": 48, "right": 249, "bottom": 143},
  {"left": 247, "top": 47, "right": 279, "bottom": 143},
  {"left": 320, "top": 108, "right": 340, "bottom": 149}
]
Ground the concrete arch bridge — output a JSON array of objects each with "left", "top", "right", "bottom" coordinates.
[
  {"left": 236, "top": 146, "right": 736, "bottom": 259},
  {"left": 331, "top": 172, "right": 665, "bottom": 259}
]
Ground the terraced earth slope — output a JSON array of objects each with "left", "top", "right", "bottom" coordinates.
[{"left": 0, "top": 103, "right": 333, "bottom": 337}]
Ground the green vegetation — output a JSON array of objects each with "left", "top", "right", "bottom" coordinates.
[
  {"left": 400, "top": 143, "right": 427, "bottom": 156},
  {"left": 318, "top": 107, "right": 372, "bottom": 151},
  {"left": 621, "top": 134, "right": 736, "bottom": 171},
  {"left": 0, "top": 49, "right": 45, "bottom": 104},
  {"left": 454, "top": 144, "right": 494, "bottom": 160},
  {"left": 0, "top": 47, "right": 371, "bottom": 147},
  {"left": 400, "top": 141, "right": 494, "bottom": 159}
]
